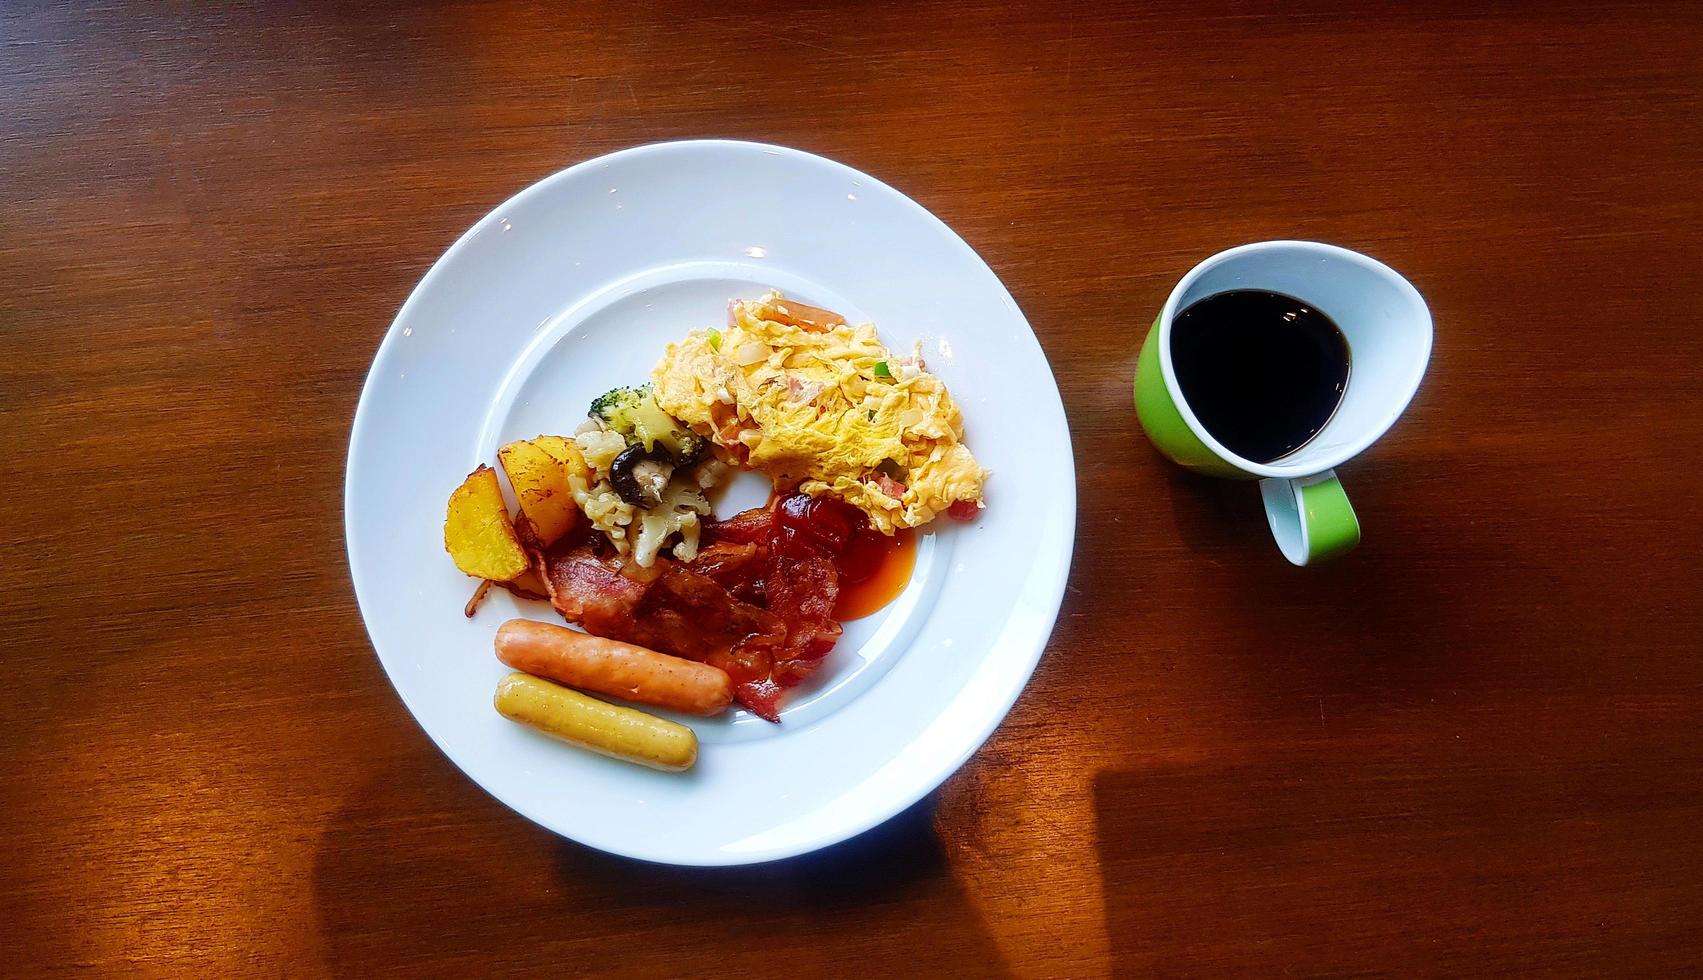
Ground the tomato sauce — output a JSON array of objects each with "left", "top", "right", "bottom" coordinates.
[
  {"left": 766, "top": 492, "right": 918, "bottom": 622},
  {"left": 834, "top": 527, "right": 916, "bottom": 620}
]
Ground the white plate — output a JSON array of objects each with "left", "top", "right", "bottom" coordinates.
[{"left": 345, "top": 141, "right": 1075, "bottom": 865}]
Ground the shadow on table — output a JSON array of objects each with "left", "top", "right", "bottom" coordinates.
[
  {"left": 1093, "top": 759, "right": 1433, "bottom": 976},
  {"left": 1153, "top": 455, "right": 1480, "bottom": 704},
  {"left": 1092, "top": 750, "right": 1703, "bottom": 976},
  {"left": 311, "top": 761, "right": 1012, "bottom": 976},
  {"left": 1160, "top": 463, "right": 1255, "bottom": 555}
]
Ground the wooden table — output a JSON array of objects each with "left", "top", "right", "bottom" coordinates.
[{"left": 5, "top": 1, "right": 1701, "bottom": 975}]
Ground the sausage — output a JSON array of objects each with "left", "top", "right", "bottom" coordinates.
[
  {"left": 493, "top": 671, "right": 697, "bottom": 772},
  {"left": 494, "top": 618, "right": 733, "bottom": 717}
]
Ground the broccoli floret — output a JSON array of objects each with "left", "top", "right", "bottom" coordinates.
[
  {"left": 590, "top": 385, "right": 647, "bottom": 425},
  {"left": 588, "top": 383, "right": 707, "bottom": 466},
  {"left": 658, "top": 425, "right": 708, "bottom": 467}
]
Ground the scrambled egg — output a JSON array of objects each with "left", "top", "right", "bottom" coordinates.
[{"left": 651, "top": 291, "right": 985, "bottom": 533}]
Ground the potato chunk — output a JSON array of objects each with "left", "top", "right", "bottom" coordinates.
[
  {"left": 531, "top": 434, "right": 585, "bottom": 471},
  {"left": 501, "top": 567, "right": 549, "bottom": 600},
  {"left": 497, "top": 436, "right": 588, "bottom": 548},
  {"left": 443, "top": 465, "right": 529, "bottom": 581}
]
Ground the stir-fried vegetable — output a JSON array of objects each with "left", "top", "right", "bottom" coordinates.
[{"left": 589, "top": 383, "right": 707, "bottom": 465}]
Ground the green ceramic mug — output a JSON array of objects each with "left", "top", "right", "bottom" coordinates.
[{"left": 1135, "top": 241, "right": 1432, "bottom": 565}]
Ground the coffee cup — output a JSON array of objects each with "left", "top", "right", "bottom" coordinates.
[{"left": 1134, "top": 241, "right": 1433, "bottom": 565}]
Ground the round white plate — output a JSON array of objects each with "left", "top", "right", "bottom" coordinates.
[{"left": 345, "top": 141, "right": 1075, "bottom": 865}]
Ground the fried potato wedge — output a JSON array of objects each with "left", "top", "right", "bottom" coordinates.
[
  {"left": 500, "top": 567, "right": 549, "bottom": 601},
  {"left": 531, "top": 435, "right": 585, "bottom": 471},
  {"left": 498, "top": 436, "right": 588, "bottom": 548},
  {"left": 444, "top": 465, "right": 529, "bottom": 581},
  {"left": 463, "top": 568, "right": 546, "bottom": 619}
]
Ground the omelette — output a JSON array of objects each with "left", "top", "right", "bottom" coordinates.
[{"left": 650, "top": 291, "right": 986, "bottom": 533}]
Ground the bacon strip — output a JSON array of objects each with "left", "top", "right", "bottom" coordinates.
[
  {"left": 538, "top": 497, "right": 853, "bottom": 723},
  {"left": 541, "top": 542, "right": 790, "bottom": 720},
  {"left": 703, "top": 506, "right": 772, "bottom": 546}
]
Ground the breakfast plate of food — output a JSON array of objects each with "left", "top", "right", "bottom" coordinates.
[{"left": 345, "top": 140, "right": 1074, "bottom": 865}]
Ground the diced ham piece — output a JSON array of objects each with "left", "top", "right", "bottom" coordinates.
[
  {"left": 874, "top": 474, "right": 907, "bottom": 500},
  {"left": 947, "top": 498, "right": 980, "bottom": 521}
]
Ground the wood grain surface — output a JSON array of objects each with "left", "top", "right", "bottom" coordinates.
[{"left": 4, "top": 1, "right": 1702, "bottom": 976}]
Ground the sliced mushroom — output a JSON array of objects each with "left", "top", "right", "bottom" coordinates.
[{"left": 610, "top": 445, "right": 674, "bottom": 509}]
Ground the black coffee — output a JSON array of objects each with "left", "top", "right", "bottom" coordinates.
[{"left": 1169, "top": 290, "right": 1350, "bottom": 464}]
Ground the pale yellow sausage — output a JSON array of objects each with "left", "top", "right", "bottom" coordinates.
[
  {"left": 493, "top": 671, "right": 697, "bottom": 772},
  {"left": 495, "top": 618, "right": 733, "bottom": 716}
]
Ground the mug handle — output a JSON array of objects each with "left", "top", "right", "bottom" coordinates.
[{"left": 1258, "top": 470, "right": 1360, "bottom": 566}]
